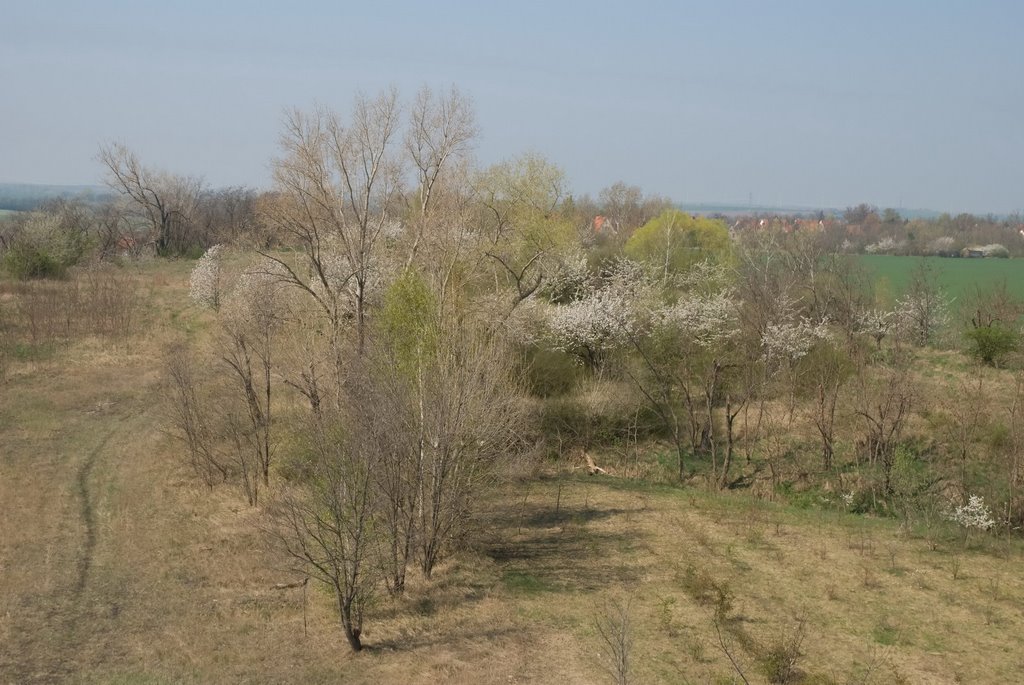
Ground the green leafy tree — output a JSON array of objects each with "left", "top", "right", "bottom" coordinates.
[
  {"left": 475, "top": 154, "right": 579, "bottom": 308},
  {"left": 624, "top": 209, "right": 731, "bottom": 277},
  {"left": 379, "top": 270, "right": 439, "bottom": 377}
]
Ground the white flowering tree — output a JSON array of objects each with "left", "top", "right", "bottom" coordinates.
[
  {"left": 189, "top": 244, "right": 226, "bottom": 309},
  {"left": 660, "top": 291, "right": 740, "bottom": 350},
  {"left": 599, "top": 258, "right": 750, "bottom": 483},
  {"left": 181, "top": 253, "right": 289, "bottom": 506},
  {"left": 853, "top": 363, "right": 914, "bottom": 495},
  {"left": 659, "top": 288, "right": 745, "bottom": 485},
  {"left": 546, "top": 257, "right": 650, "bottom": 372},
  {"left": 541, "top": 250, "right": 591, "bottom": 304},
  {"left": 896, "top": 261, "right": 951, "bottom": 347},
  {"left": 548, "top": 285, "right": 636, "bottom": 371},
  {"left": 856, "top": 308, "right": 897, "bottom": 349},
  {"left": 945, "top": 494, "right": 996, "bottom": 545},
  {"left": 927, "top": 236, "right": 956, "bottom": 255},
  {"left": 761, "top": 316, "right": 831, "bottom": 365},
  {"left": 864, "top": 236, "right": 904, "bottom": 254}
]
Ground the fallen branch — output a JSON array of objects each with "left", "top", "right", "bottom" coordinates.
[
  {"left": 271, "top": 578, "right": 309, "bottom": 590},
  {"left": 585, "top": 452, "right": 608, "bottom": 476},
  {"left": 271, "top": 577, "right": 310, "bottom": 637}
]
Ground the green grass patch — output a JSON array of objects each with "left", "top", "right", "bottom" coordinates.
[
  {"left": 872, "top": 618, "right": 905, "bottom": 646},
  {"left": 11, "top": 341, "right": 57, "bottom": 361},
  {"left": 858, "top": 254, "right": 1024, "bottom": 299},
  {"left": 501, "top": 570, "right": 554, "bottom": 594}
]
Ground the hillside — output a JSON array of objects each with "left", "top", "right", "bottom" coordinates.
[{"left": 2, "top": 260, "right": 1023, "bottom": 684}]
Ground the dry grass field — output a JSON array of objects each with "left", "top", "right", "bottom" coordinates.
[{"left": 2, "top": 261, "right": 1024, "bottom": 684}]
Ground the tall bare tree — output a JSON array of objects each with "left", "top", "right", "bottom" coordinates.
[
  {"left": 98, "top": 143, "right": 203, "bottom": 255},
  {"left": 474, "top": 154, "right": 576, "bottom": 318},
  {"left": 164, "top": 347, "right": 229, "bottom": 487},
  {"left": 404, "top": 86, "right": 477, "bottom": 269},
  {"left": 261, "top": 89, "right": 403, "bottom": 355}
]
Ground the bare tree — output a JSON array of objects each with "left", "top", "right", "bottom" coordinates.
[
  {"left": 93, "top": 201, "right": 139, "bottom": 259},
  {"left": 808, "top": 344, "right": 850, "bottom": 471},
  {"left": 822, "top": 254, "right": 873, "bottom": 345},
  {"left": 404, "top": 85, "right": 477, "bottom": 269},
  {"left": 941, "top": 373, "right": 988, "bottom": 494},
  {"left": 195, "top": 186, "right": 260, "bottom": 246},
  {"left": 1004, "top": 373, "right": 1024, "bottom": 526},
  {"left": 217, "top": 271, "right": 283, "bottom": 504},
  {"left": 854, "top": 361, "right": 914, "bottom": 496},
  {"left": 414, "top": 329, "right": 525, "bottom": 578},
  {"left": 595, "top": 596, "right": 634, "bottom": 685},
  {"left": 98, "top": 143, "right": 204, "bottom": 255},
  {"left": 346, "top": 354, "right": 420, "bottom": 595},
  {"left": 261, "top": 90, "right": 403, "bottom": 355},
  {"left": 475, "top": 153, "right": 572, "bottom": 317},
  {"left": 164, "top": 347, "right": 229, "bottom": 487},
  {"left": 963, "top": 279, "right": 1022, "bottom": 331},
  {"left": 595, "top": 181, "right": 672, "bottom": 244},
  {"left": 268, "top": 417, "right": 377, "bottom": 652}
]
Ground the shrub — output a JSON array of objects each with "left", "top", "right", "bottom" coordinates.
[
  {"left": 944, "top": 494, "right": 995, "bottom": 531},
  {"left": 2, "top": 211, "right": 89, "bottom": 280},
  {"left": 964, "top": 325, "right": 1018, "bottom": 366},
  {"left": 523, "top": 347, "right": 583, "bottom": 397},
  {"left": 538, "top": 380, "right": 661, "bottom": 453},
  {"left": 759, "top": 619, "right": 806, "bottom": 684},
  {"left": 3, "top": 242, "right": 66, "bottom": 279}
]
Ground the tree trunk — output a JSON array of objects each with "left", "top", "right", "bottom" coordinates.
[
  {"left": 720, "top": 396, "right": 736, "bottom": 490},
  {"left": 356, "top": 281, "right": 366, "bottom": 355},
  {"left": 674, "top": 423, "right": 686, "bottom": 481},
  {"left": 821, "top": 435, "right": 834, "bottom": 472},
  {"left": 338, "top": 593, "right": 363, "bottom": 652}
]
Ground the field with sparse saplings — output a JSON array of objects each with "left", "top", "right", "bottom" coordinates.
[{"left": 3, "top": 89, "right": 1024, "bottom": 684}]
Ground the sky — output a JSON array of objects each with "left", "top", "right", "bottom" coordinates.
[{"left": 1, "top": 0, "right": 1021, "bottom": 214}]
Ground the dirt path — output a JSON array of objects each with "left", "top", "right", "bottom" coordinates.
[
  {"left": 73, "top": 430, "right": 114, "bottom": 596},
  {"left": 0, "top": 354, "right": 157, "bottom": 683}
]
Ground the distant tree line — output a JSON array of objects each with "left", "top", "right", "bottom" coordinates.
[
  {"left": 0, "top": 183, "right": 114, "bottom": 212},
  {"left": 731, "top": 203, "right": 1024, "bottom": 258}
]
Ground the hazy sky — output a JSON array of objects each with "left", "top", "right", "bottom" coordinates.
[{"left": 2, "top": 1, "right": 1021, "bottom": 213}]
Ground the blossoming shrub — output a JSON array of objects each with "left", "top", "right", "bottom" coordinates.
[
  {"left": 945, "top": 494, "right": 995, "bottom": 532},
  {"left": 189, "top": 244, "right": 225, "bottom": 309}
]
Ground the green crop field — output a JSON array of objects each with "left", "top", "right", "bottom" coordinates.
[{"left": 858, "top": 254, "right": 1024, "bottom": 300}]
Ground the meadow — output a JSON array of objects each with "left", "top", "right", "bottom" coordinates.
[
  {"left": 2, "top": 260, "right": 1024, "bottom": 684},
  {"left": 858, "top": 254, "right": 1024, "bottom": 300}
]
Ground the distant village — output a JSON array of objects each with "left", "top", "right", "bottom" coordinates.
[{"left": 590, "top": 203, "right": 1024, "bottom": 259}]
